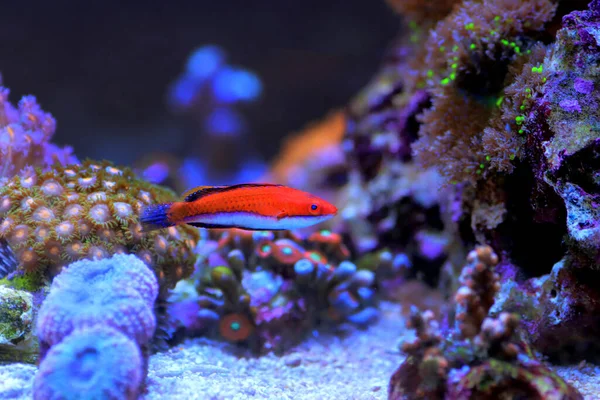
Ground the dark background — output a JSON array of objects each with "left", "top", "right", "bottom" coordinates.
[{"left": 0, "top": 0, "right": 399, "bottom": 168}]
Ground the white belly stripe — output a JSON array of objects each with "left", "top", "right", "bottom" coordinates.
[{"left": 186, "top": 212, "right": 331, "bottom": 230}]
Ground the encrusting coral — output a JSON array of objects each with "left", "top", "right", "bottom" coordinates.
[
  {"left": 0, "top": 160, "right": 199, "bottom": 293},
  {"left": 168, "top": 228, "right": 378, "bottom": 354},
  {"left": 34, "top": 254, "right": 157, "bottom": 399},
  {"left": 0, "top": 81, "right": 77, "bottom": 181},
  {"left": 388, "top": 245, "right": 583, "bottom": 400}
]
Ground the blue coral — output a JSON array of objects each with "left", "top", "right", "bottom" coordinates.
[
  {"left": 33, "top": 326, "right": 143, "bottom": 400},
  {"left": 34, "top": 254, "right": 157, "bottom": 399},
  {"left": 36, "top": 254, "right": 158, "bottom": 348}
]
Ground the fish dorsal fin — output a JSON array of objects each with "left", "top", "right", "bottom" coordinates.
[
  {"left": 181, "top": 183, "right": 284, "bottom": 202},
  {"left": 182, "top": 186, "right": 226, "bottom": 202}
]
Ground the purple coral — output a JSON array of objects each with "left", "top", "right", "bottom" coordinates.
[
  {"left": 33, "top": 326, "right": 143, "bottom": 400},
  {"left": 0, "top": 84, "right": 78, "bottom": 180},
  {"left": 48, "top": 253, "right": 158, "bottom": 305},
  {"left": 34, "top": 254, "right": 158, "bottom": 399}
]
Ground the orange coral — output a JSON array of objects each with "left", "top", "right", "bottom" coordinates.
[
  {"left": 267, "top": 110, "right": 346, "bottom": 186},
  {"left": 454, "top": 245, "right": 500, "bottom": 338},
  {"left": 219, "top": 313, "right": 254, "bottom": 342}
]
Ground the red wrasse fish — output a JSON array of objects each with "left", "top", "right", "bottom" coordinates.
[{"left": 140, "top": 183, "right": 337, "bottom": 232}]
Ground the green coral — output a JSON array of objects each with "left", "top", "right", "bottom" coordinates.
[
  {"left": 0, "top": 160, "right": 199, "bottom": 294},
  {"left": 413, "top": 0, "right": 557, "bottom": 185},
  {"left": 0, "top": 275, "right": 41, "bottom": 293},
  {"left": 0, "top": 285, "right": 38, "bottom": 363}
]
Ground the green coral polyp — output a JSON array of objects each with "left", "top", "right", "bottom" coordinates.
[
  {"left": 531, "top": 64, "right": 544, "bottom": 74},
  {"left": 0, "top": 161, "right": 199, "bottom": 292}
]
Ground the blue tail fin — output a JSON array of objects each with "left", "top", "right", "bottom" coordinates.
[{"left": 139, "top": 203, "right": 175, "bottom": 231}]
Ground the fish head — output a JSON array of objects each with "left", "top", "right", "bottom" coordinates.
[
  {"left": 305, "top": 197, "right": 338, "bottom": 217},
  {"left": 287, "top": 191, "right": 337, "bottom": 219}
]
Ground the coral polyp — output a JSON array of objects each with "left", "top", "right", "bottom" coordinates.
[{"left": 0, "top": 160, "right": 198, "bottom": 292}]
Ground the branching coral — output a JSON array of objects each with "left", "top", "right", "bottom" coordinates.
[
  {"left": 0, "top": 160, "right": 198, "bottom": 293},
  {"left": 389, "top": 306, "right": 448, "bottom": 399},
  {"left": 388, "top": 245, "right": 583, "bottom": 400},
  {"left": 168, "top": 228, "right": 378, "bottom": 354},
  {"left": 0, "top": 83, "right": 77, "bottom": 181},
  {"left": 454, "top": 245, "right": 500, "bottom": 338},
  {"left": 34, "top": 254, "right": 157, "bottom": 398}
]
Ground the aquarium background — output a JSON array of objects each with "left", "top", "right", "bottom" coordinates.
[
  {"left": 3, "top": 0, "right": 600, "bottom": 399},
  {"left": 0, "top": 0, "right": 398, "bottom": 178}
]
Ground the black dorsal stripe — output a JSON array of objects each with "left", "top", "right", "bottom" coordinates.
[{"left": 183, "top": 183, "right": 284, "bottom": 202}]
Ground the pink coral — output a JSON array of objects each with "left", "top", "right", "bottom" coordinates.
[{"left": 0, "top": 83, "right": 77, "bottom": 180}]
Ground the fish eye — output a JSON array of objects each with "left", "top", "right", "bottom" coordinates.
[{"left": 311, "top": 204, "right": 318, "bottom": 211}]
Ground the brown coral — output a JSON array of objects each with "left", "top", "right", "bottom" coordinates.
[
  {"left": 454, "top": 245, "right": 500, "bottom": 338},
  {"left": 482, "top": 43, "right": 549, "bottom": 173},
  {"left": 413, "top": 0, "right": 557, "bottom": 186},
  {"left": 412, "top": 88, "right": 490, "bottom": 184},
  {"left": 389, "top": 245, "right": 583, "bottom": 400},
  {"left": 389, "top": 306, "right": 448, "bottom": 400},
  {"left": 267, "top": 111, "right": 347, "bottom": 194},
  {"left": 0, "top": 161, "right": 198, "bottom": 293},
  {"left": 385, "top": 0, "right": 461, "bottom": 25}
]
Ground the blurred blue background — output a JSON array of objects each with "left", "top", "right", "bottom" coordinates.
[{"left": 0, "top": 0, "right": 398, "bottom": 184}]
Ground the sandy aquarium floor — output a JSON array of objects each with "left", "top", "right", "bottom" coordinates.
[{"left": 1, "top": 302, "right": 599, "bottom": 400}]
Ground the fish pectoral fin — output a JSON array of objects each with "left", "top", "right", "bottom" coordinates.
[{"left": 276, "top": 210, "right": 289, "bottom": 220}]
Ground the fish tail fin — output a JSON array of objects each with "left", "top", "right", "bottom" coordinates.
[{"left": 139, "top": 202, "right": 176, "bottom": 232}]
